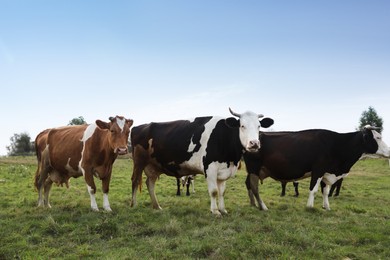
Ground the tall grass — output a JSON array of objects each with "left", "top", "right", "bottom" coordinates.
[{"left": 0, "top": 156, "right": 389, "bottom": 259}]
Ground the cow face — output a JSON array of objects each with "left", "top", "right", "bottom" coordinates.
[
  {"left": 96, "top": 116, "right": 134, "bottom": 155},
  {"left": 363, "top": 127, "right": 390, "bottom": 158},
  {"left": 228, "top": 108, "right": 274, "bottom": 152}
]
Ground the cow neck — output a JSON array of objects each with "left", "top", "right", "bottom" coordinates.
[
  {"left": 338, "top": 131, "right": 365, "bottom": 170},
  {"left": 93, "top": 127, "right": 117, "bottom": 164},
  {"left": 223, "top": 123, "right": 243, "bottom": 162}
]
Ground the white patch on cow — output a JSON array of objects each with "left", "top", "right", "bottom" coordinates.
[
  {"left": 187, "top": 135, "right": 196, "bottom": 153},
  {"left": 372, "top": 130, "right": 390, "bottom": 157},
  {"left": 64, "top": 157, "right": 78, "bottom": 174},
  {"left": 306, "top": 177, "right": 322, "bottom": 208},
  {"left": 116, "top": 117, "right": 126, "bottom": 133},
  {"left": 182, "top": 117, "right": 220, "bottom": 171},
  {"left": 238, "top": 111, "right": 261, "bottom": 152},
  {"left": 322, "top": 173, "right": 348, "bottom": 185},
  {"left": 215, "top": 161, "right": 237, "bottom": 181},
  {"left": 79, "top": 124, "right": 97, "bottom": 174},
  {"left": 103, "top": 193, "right": 112, "bottom": 211},
  {"left": 87, "top": 185, "right": 99, "bottom": 211},
  {"left": 81, "top": 124, "right": 97, "bottom": 143}
]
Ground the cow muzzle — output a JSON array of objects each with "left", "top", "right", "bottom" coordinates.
[
  {"left": 247, "top": 140, "right": 260, "bottom": 152},
  {"left": 115, "top": 147, "right": 128, "bottom": 155}
]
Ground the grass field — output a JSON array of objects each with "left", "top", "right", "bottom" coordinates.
[{"left": 1, "top": 156, "right": 390, "bottom": 259}]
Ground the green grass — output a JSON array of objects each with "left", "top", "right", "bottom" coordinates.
[{"left": 1, "top": 156, "right": 390, "bottom": 259}]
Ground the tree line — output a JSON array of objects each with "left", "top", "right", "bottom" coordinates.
[
  {"left": 5, "top": 108, "right": 384, "bottom": 156},
  {"left": 6, "top": 116, "right": 86, "bottom": 156}
]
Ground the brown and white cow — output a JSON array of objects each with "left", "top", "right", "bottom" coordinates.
[{"left": 34, "top": 116, "right": 133, "bottom": 211}]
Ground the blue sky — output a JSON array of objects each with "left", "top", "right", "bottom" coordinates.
[{"left": 1, "top": 0, "right": 389, "bottom": 155}]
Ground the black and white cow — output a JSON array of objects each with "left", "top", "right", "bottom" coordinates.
[
  {"left": 130, "top": 108, "right": 274, "bottom": 216},
  {"left": 243, "top": 126, "right": 390, "bottom": 210},
  {"left": 176, "top": 176, "right": 195, "bottom": 196}
]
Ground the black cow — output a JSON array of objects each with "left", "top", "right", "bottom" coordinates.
[
  {"left": 130, "top": 108, "right": 274, "bottom": 216},
  {"left": 243, "top": 126, "right": 390, "bottom": 210}
]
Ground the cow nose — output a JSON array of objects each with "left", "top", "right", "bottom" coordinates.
[
  {"left": 249, "top": 140, "right": 260, "bottom": 150},
  {"left": 116, "top": 147, "right": 128, "bottom": 155}
]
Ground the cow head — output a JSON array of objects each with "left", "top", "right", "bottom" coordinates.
[
  {"left": 362, "top": 125, "right": 390, "bottom": 158},
  {"left": 96, "top": 116, "right": 134, "bottom": 155},
  {"left": 226, "top": 108, "right": 274, "bottom": 152}
]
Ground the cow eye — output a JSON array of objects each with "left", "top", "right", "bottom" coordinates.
[{"left": 241, "top": 125, "right": 245, "bottom": 129}]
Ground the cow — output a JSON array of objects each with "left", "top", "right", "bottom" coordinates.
[
  {"left": 34, "top": 116, "right": 133, "bottom": 211},
  {"left": 130, "top": 108, "right": 274, "bottom": 216},
  {"left": 243, "top": 126, "right": 390, "bottom": 211},
  {"left": 176, "top": 175, "right": 195, "bottom": 196}
]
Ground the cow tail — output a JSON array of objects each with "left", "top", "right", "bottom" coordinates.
[
  {"left": 33, "top": 169, "right": 40, "bottom": 191},
  {"left": 34, "top": 135, "right": 42, "bottom": 191}
]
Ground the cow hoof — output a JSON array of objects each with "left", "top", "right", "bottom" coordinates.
[
  {"left": 220, "top": 209, "right": 228, "bottom": 215},
  {"left": 260, "top": 204, "right": 269, "bottom": 211},
  {"left": 104, "top": 207, "right": 112, "bottom": 212},
  {"left": 211, "top": 209, "right": 222, "bottom": 217},
  {"left": 91, "top": 207, "right": 99, "bottom": 212}
]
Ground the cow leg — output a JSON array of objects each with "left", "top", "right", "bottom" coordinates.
[
  {"left": 36, "top": 151, "right": 50, "bottom": 207},
  {"left": 293, "top": 181, "right": 299, "bottom": 197},
  {"left": 321, "top": 183, "right": 331, "bottom": 210},
  {"left": 37, "top": 172, "right": 48, "bottom": 207},
  {"left": 176, "top": 178, "right": 181, "bottom": 196},
  {"left": 83, "top": 169, "right": 99, "bottom": 211},
  {"left": 101, "top": 175, "right": 112, "bottom": 212},
  {"left": 330, "top": 178, "right": 343, "bottom": 197},
  {"left": 307, "top": 176, "right": 322, "bottom": 208},
  {"left": 206, "top": 171, "right": 221, "bottom": 216},
  {"left": 249, "top": 174, "right": 268, "bottom": 210},
  {"left": 334, "top": 178, "right": 343, "bottom": 196},
  {"left": 191, "top": 177, "right": 195, "bottom": 194},
  {"left": 43, "top": 177, "right": 53, "bottom": 208},
  {"left": 146, "top": 175, "right": 162, "bottom": 210},
  {"left": 217, "top": 180, "right": 228, "bottom": 215},
  {"left": 186, "top": 179, "right": 191, "bottom": 196},
  {"left": 144, "top": 166, "right": 162, "bottom": 210},
  {"left": 280, "top": 182, "right": 287, "bottom": 197},
  {"left": 245, "top": 174, "right": 256, "bottom": 207}
]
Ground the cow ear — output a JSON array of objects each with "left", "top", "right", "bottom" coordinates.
[
  {"left": 260, "top": 118, "right": 274, "bottom": 128},
  {"left": 126, "top": 119, "right": 134, "bottom": 127},
  {"left": 225, "top": 117, "right": 240, "bottom": 128},
  {"left": 96, "top": 120, "right": 110, "bottom": 130}
]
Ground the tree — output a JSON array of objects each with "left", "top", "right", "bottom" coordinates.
[
  {"left": 68, "top": 116, "right": 87, "bottom": 126},
  {"left": 358, "top": 106, "right": 383, "bottom": 133},
  {"left": 6, "top": 132, "right": 35, "bottom": 156}
]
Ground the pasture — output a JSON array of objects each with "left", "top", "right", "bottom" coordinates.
[{"left": 1, "top": 156, "right": 390, "bottom": 259}]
